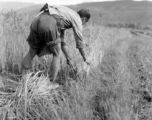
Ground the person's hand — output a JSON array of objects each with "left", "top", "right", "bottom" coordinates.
[{"left": 67, "top": 58, "right": 73, "bottom": 67}]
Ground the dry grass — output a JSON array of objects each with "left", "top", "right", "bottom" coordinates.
[{"left": 0, "top": 11, "right": 152, "bottom": 120}]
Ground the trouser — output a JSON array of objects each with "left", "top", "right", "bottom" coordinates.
[{"left": 21, "top": 11, "right": 62, "bottom": 82}]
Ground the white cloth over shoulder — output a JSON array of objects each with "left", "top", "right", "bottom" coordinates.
[{"left": 48, "top": 5, "right": 84, "bottom": 48}]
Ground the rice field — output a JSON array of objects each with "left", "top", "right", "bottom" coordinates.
[{"left": 0, "top": 11, "right": 152, "bottom": 120}]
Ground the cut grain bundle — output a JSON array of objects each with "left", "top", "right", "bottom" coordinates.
[{"left": 0, "top": 72, "right": 62, "bottom": 120}]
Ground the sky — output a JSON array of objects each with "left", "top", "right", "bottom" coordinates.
[{"left": 0, "top": 0, "right": 152, "bottom": 5}]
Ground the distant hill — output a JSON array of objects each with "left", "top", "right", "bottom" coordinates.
[
  {"left": 1, "top": 1, "right": 152, "bottom": 25},
  {"left": 0, "top": 2, "right": 35, "bottom": 11},
  {"left": 71, "top": 1, "right": 152, "bottom": 25}
]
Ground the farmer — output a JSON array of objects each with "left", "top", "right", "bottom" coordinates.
[{"left": 21, "top": 3, "right": 90, "bottom": 83}]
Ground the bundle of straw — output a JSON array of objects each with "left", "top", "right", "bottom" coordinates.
[{"left": 0, "top": 72, "right": 61, "bottom": 120}]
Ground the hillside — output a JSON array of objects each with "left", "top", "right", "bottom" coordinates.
[{"left": 19, "top": 0, "right": 152, "bottom": 26}]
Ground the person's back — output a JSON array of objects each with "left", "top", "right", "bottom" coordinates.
[
  {"left": 47, "top": 5, "right": 84, "bottom": 49},
  {"left": 49, "top": 5, "right": 81, "bottom": 23}
]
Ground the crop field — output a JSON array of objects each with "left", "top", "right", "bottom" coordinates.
[{"left": 0, "top": 11, "right": 152, "bottom": 120}]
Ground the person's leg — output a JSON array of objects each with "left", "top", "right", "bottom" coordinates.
[
  {"left": 21, "top": 14, "right": 42, "bottom": 74},
  {"left": 38, "top": 13, "right": 61, "bottom": 82},
  {"left": 49, "top": 43, "right": 61, "bottom": 82},
  {"left": 21, "top": 47, "right": 38, "bottom": 74}
]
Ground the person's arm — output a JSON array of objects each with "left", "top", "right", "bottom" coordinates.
[
  {"left": 60, "top": 30, "right": 73, "bottom": 66},
  {"left": 71, "top": 16, "right": 90, "bottom": 65},
  {"left": 78, "top": 48, "right": 86, "bottom": 61},
  {"left": 72, "top": 26, "right": 90, "bottom": 65},
  {"left": 61, "top": 44, "right": 72, "bottom": 63},
  {"left": 78, "top": 48, "right": 90, "bottom": 65}
]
